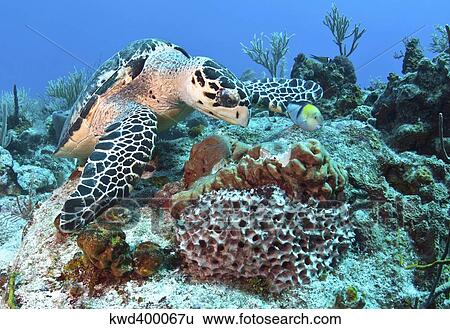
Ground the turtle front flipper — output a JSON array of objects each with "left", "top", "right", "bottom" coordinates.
[
  {"left": 245, "top": 78, "right": 323, "bottom": 114},
  {"left": 58, "top": 102, "right": 158, "bottom": 233}
]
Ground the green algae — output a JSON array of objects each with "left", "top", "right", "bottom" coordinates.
[{"left": 7, "top": 272, "right": 18, "bottom": 309}]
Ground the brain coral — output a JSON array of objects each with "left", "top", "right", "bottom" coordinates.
[
  {"left": 176, "top": 186, "right": 354, "bottom": 291},
  {"left": 171, "top": 138, "right": 347, "bottom": 218}
]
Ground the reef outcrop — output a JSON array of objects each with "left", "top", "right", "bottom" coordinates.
[
  {"left": 166, "top": 136, "right": 350, "bottom": 291},
  {"left": 291, "top": 54, "right": 363, "bottom": 118},
  {"left": 77, "top": 224, "right": 133, "bottom": 278},
  {"left": 2, "top": 36, "right": 450, "bottom": 307},
  {"left": 373, "top": 51, "right": 450, "bottom": 157},
  {"left": 171, "top": 137, "right": 347, "bottom": 219}
]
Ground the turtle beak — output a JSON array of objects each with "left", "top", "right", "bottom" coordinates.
[{"left": 200, "top": 105, "right": 250, "bottom": 127}]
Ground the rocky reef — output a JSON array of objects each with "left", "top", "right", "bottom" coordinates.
[
  {"left": 0, "top": 85, "right": 75, "bottom": 211},
  {"left": 1, "top": 30, "right": 450, "bottom": 309},
  {"left": 0, "top": 84, "right": 75, "bottom": 286},
  {"left": 291, "top": 54, "right": 363, "bottom": 118},
  {"left": 0, "top": 112, "right": 443, "bottom": 309},
  {"left": 373, "top": 50, "right": 450, "bottom": 157}
]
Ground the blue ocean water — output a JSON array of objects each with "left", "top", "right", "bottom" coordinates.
[
  {"left": 1, "top": 0, "right": 450, "bottom": 312},
  {"left": 1, "top": 0, "right": 449, "bottom": 94}
]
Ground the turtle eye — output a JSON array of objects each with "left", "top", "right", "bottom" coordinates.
[{"left": 216, "top": 88, "right": 239, "bottom": 108}]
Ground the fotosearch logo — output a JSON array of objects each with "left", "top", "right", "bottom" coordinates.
[{"left": 66, "top": 195, "right": 421, "bottom": 234}]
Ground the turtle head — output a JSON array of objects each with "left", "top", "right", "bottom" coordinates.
[{"left": 183, "top": 57, "right": 251, "bottom": 127}]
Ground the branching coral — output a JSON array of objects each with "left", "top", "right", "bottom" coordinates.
[
  {"left": 0, "top": 102, "right": 13, "bottom": 148},
  {"left": 239, "top": 69, "right": 257, "bottom": 81},
  {"left": 429, "top": 24, "right": 450, "bottom": 54},
  {"left": 241, "top": 32, "right": 293, "bottom": 78},
  {"left": 406, "top": 258, "right": 450, "bottom": 270},
  {"left": 13, "top": 194, "right": 36, "bottom": 221},
  {"left": 46, "top": 69, "right": 88, "bottom": 110},
  {"left": 1, "top": 86, "right": 40, "bottom": 127},
  {"left": 323, "top": 4, "right": 366, "bottom": 57}
]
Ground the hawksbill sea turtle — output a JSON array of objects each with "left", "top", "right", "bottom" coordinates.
[{"left": 54, "top": 38, "right": 323, "bottom": 233}]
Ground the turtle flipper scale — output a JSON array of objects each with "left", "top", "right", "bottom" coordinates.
[
  {"left": 59, "top": 102, "right": 157, "bottom": 233},
  {"left": 245, "top": 78, "right": 323, "bottom": 113}
]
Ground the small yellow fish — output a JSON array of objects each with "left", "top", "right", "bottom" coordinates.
[{"left": 286, "top": 102, "right": 324, "bottom": 131}]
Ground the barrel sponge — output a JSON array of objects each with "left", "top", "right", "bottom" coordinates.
[
  {"left": 171, "top": 139, "right": 347, "bottom": 219},
  {"left": 176, "top": 186, "right": 354, "bottom": 292}
]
